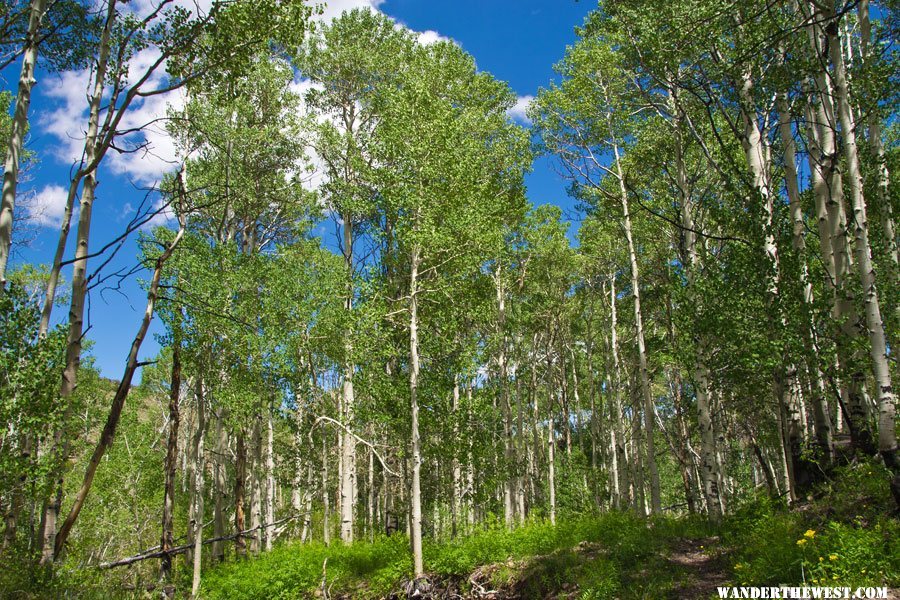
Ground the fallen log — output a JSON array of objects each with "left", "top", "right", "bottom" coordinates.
[{"left": 99, "top": 513, "right": 305, "bottom": 569}]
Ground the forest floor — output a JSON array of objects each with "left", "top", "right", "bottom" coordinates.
[
  {"left": 196, "top": 462, "right": 899, "bottom": 600},
  {"left": 16, "top": 462, "right": 895, "bottom": 599},
  {"left": 403, "top": 532, "right": 732, "bottom": 599}
]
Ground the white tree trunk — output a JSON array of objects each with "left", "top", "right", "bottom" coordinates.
[
  {"left": 670, "top": 97, "right": 724, "bottom": 519},
  {"left": 408, "top": 242, "right": 424, "bottom": 578},
  {"left": 212, "top": 410, "right": 227, "bottom": 562},
  {"left": 548, "top": 400, "right": 556, "bottom": 527},
  {"left": 610, "top": 135, "right": 660, "bottom": 514},
  {"left": 451, "top": 377, "right": 461, "bottom": 538},
  {"left": 265, "top": 408, "right": 275, "bottom": 552},
  {"left": 804, "top": 0, "right": 871, "bottom": 452},
  {"left": 738, "top": 65, "right": 803, "bottom": 500},
  {"left": 495, "top": 265, "right": 515, "bottom": 528},
  {"left": 778, "top": 94, "right": 833, "bottom": 463},
  {"left": 858, "top": 0, "right": 898, "bottom": 274},
  {"left": 339, "top": 210, "right": 357, "bottom": 544},
  {"left": 826, "top": 4, "right": 898, "bottom": 481},
  {"left": 322, "top": 434, "right": 330, "bottom": 545},
  {"left": 190, "top": 387, "right": 206, "bottom": 598},
  {"left": 0, "top": 0, "right": 48, "bottom": 286},
  {"left": 39, "top": 0, "right": 116, "bottom": 564},
  {"left": 608, "top": 273, "right": 629, "bottom": 510}
]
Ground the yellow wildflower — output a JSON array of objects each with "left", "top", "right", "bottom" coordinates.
[
  {"left": 797, "top": 539, "right": 807, "bottom": 546},
  {"left": 819, "top": 556, "right": 824, "bottom": 562},
  {"left": 829, "top": 554, "right": 838, "bottom": 561},
  {"left": 804, "top": 529, "right": 816, "bottom": 539}
]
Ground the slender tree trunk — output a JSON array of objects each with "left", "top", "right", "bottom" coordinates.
[
  {"left": 160, "top": 337, "right": 182, "bottom": 591},
  {"left": 265, "top": 408, "right": 274, "bottom": 552},
  {"left": 610, "top": 134, "right": 660, "bottom": 514},
  {"left": 39, "top": 1, "right": 116, "bottom": 564},
  {"left": 367, "top": 434, "right": 375, "bottom": 542},
  {"left": 451, "top": 377, "right": 461, "bottom": 538},
  {"left": 608, "top": 274, "right": 629, "bottom": 510},
  {"left": 630, "top": 389, "right": 646, "bottom": 516},
  {"left": 50, "top": 210, "right": 184, "bottom": 559},
  {"left": 495, "top": 265, "right": 515, "bottom": 528},
  {"left": 249, "top": 419, "right": 262, "bottom": 555},
  {"left": 531, "top": 356, "right": 542, "bottom": 509},
  {"left": 234, "top": 433, "right": 247, "bottom": 558},
  {"left": 212, "top": 410, "right": 226, "bottom": 562},
  {"left": 322, "top": 433, "right": 330, "bottom": 545},
  {"left": 738, "top": 66, "right": 805, "bottom": 499},
  {"left": 548, "top": 397, "right": 556, "bottom": 527},
  {"left": 302, "top": 461, "right": 313, "bottom": 543},
  {"left": 858, "top": 0, "right": 898, "bottom": 277},
  {"left": 409, "top": 242, "right": 424, "bottom": 579},
  {"left": 340, "top": 213, "right": 356, "bottom": 544},
  {"left": 825, "top": 5, "right": 899, "bottom": 496},
  {"left": 0, "top": 0, "right": 48, "bottom": 287},
  {"left": 190, "top": 383, "right": 206, "bottom": 598},
  {"left": 777, "top": 94, "right": 833, "bottom": 465},
  {"left": 804, "top": 0, "right": 872, "bottom": 455},
  {"left": 466, "top": 381, "right": 476, "bottom": 533},
  {"left": 515, "top": 370, "right": 527, "bottom": 520}
]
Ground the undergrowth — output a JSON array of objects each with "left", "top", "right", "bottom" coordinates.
[
  {"left": 4, "top": 461, "right": 895, "bottom": 598},
  {"left": 202, "top": 460, "right": 899, "bottom": 599}
]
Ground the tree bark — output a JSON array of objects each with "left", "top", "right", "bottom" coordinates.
[
  {"left": 39, "top": 0, "right": 117, "bottom": 564},
  {"left": 50, "top": 208, "right": 185, "bottom": 558},
  {"left": 190, "top": 376, "right": 206, "bottom": 598},
  {"left": 610, "top": 132, "right": 661, "bottom": 514},
  {"left": 234, "top": 432, "right": 247, "bottom": 558},
  {"left": 777, "top": 94, "right": 833, "bottom": 465},
  {"left": 495, "top": 265, "right": 515, "bottom": 528},
  {"left": 409, "top": 241, "right": 424, "bottom": 578},
  {"left": 824, "top": 3, "right": 899, "bottom": 496},
  {"left": 738, "top": 64, "right": 805, "bottom": 501},
  {"left": 607, "top": 273, "right": 629, "bottom": 510},
  {"left": 0, "top": 0, "right": 48, "bottom": 287},
  {"left": 804, "top": 0, "right": 872, "bottom": 455},
  {"left": 212, "top": 409, "right": 227, "bottom": 562},
  {"left": 340, "top": 212, "right": 356, "bottom": 544},
  {"left": 249, "top": 419, "right": 262, "bottom": 554},
  {"left": 160, "top": 334, "right": 182, "bottom": 589},
  {"left": 265, "top": 408, "right": 275, "bottom": 552},
  {"left": 451, "top": 377, "right": 461, "bottom": 538}
]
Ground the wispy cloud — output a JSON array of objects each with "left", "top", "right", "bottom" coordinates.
[
  {"left": 508, "top": 95, "right": 534, "bottom": 125},
  {"left": 26, "top": 184, "right": 70, "bottom": 227}
]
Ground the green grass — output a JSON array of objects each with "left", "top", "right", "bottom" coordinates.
[{"left": 200, "top": 513, "right": 718, "bottom": 599}]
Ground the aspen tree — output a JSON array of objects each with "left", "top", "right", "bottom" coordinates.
[{"left": 0, "top": 0, "right": 47, "bottom": 287}]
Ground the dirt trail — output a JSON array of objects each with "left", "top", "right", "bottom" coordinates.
[{"left": 665, "top": 536, "right": 729, "bottom": 600}]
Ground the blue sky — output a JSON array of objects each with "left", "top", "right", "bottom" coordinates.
[{"left": 4, "top": 0, "right": 594, "bottom": 379}]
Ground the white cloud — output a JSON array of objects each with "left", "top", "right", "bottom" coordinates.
[
  {"left": 316, "top": 0, "right": 385, "bottom": 22},
  {"left": 128, "top": 0, "right": 215, "bottom": 18},
  {"left": 314, "top": 0, "right": 454, "bottom": 47},
  {"left": 38, "top": 0, "right": 456, "bottom": 192},
  {"left": 140, "top": 196, "right": 176, "bottom": 229},
  {"left": 26, "top": 184, "right": 70, "bottom": 227},
  {"left": 41, "top": 47, "right": 183, "bottom": 185},
  {"left": 416, "top": 29, "right": 451, "bottom": 46},
  {"left": 508, "top": 95, "right": 534, "bottom": 125}
]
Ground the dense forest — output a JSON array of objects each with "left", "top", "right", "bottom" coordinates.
[{"left": 0, "top": 0, "right": 898, "bottom": 598}]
